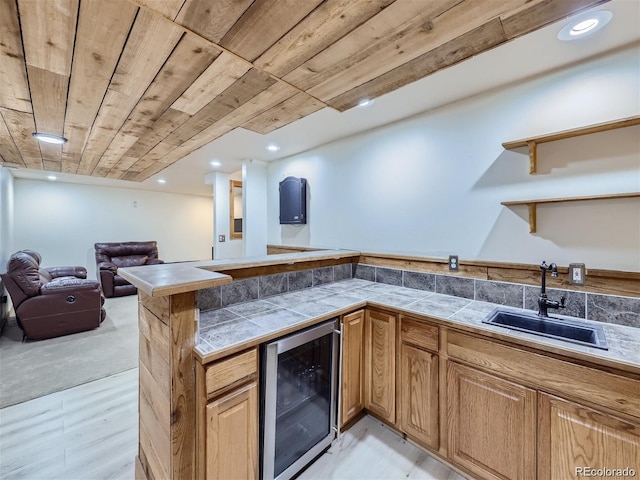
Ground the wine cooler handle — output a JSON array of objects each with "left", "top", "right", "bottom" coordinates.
[{"left": 334, "top": 323, "right": 343, "bottom": 440}]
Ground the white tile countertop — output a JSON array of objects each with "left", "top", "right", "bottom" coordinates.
[{"left": 195, "top": 278, "right": 640, "bottom": 372}]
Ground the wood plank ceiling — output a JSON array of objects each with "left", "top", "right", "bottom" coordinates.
[{"left": 0, "top": 0, "right": 608, "bottom": 182}]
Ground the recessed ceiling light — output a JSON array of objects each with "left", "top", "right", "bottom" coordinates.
[
  {"left": 157, "top": 178, "right": 167, "bottom": 184},
  {"left": 357, "top": 98, "right": 374, "bottom": 108},
  {"left": 558, "top": 10, "right": 612, "bottom": 41},
  {"left": 32, "top": 132, "right": 67, "bottom": 145},
  {"left": 209, "top": 160, "right": 221, "bottom": 167},
  {"left": 266, "top": 143, "right": 281, "bottom": 152},
  {"left": 47, "top": 175, "right": 57, "bottom": 181}
]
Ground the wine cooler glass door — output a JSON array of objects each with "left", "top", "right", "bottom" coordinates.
[{"left": 262, "top": 319, "right": 339, "bottom": 480}]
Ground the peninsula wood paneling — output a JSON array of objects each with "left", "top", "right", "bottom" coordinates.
[
  {"left": 137, "top": 291, "right": 199, "bottom": 480},
  {"left": 1, "top": 0, "right": 607, "bottom": 180}
]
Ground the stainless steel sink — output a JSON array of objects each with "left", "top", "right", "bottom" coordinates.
[{"left": 482, "top": 308, "right": 608, "bottom": 350}]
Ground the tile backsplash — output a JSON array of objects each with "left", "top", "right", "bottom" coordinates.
[{"left": 197, "top": 262, "right": 640, "bottom": 329}]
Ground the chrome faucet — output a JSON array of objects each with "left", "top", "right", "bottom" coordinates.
[{"left": 538, "top": 261, "right": 566, "bottom": 317}]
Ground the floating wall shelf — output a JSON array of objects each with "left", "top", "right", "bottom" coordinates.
[
  {"left": 502, "top": 116, "right": 640, "bottom": 174},
  {"left": 502, "top": 193, "right": 640, "bottom": 233}
]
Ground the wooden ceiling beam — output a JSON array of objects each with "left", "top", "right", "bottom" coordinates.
[
  {"left": 62, "top": 0, "right": 138, "bottom": 172},
  {"left": 18, "top": 0, "right": 78, "bottom": 76},
  {"left": 242, "top": 92, "right": 325, "bottom": 135},
  {"left": 326, "top": 18, "right": 507, "bottom": 111},
  {"left": 218, "top": 0, "right": 324, "bottom": 63},
  {"left": 0, "top": 108, "right": 42, "bottom": 169},
  {"left": 175, "top": 0, "right": 254, "bottom": 44},
  {"left": 77, "top": 8, "right": 183, "bottom": 175},
  {"left": 254, "top": 0, "right": 396, "bottom": 78},
  {"left": 0, "top": 109, "right": 25, "bottom": 166},
  {"left": 500, "top": 0, "right": 610, "bottom": 39},
  {"left": 0, "top": 0, "right": 32, "bottom": 113}
]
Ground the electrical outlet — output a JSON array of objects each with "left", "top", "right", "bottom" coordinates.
[
  {"left": 218, "top": 235, "right": 225, "bottom": 242},
  {"left": 569, "top": 263, "right": 585, "bottom": 286},
  {"left": 449, "top": 255, "right": 459, "bottom": 272}
]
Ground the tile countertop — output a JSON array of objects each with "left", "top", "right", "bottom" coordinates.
[{"left": 195, "top": 278, "right": 640, "bottom": 373}]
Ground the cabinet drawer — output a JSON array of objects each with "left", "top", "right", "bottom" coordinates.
[
  {"left": 400, "top": 316, "right": 438, "bottom": 352},
  {"left": 205, "top": 348, "right": 258, "bottom": 400},
  {"left": 446, "top": 331, "right": 640, "bottom": 419}
]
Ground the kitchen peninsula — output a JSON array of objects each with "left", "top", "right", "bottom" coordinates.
[{"left": 120, "top": 249, "right": 640, "bottom": 480}]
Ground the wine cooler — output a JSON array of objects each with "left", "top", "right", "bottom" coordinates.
[{"left": 260, "top": 319, "right": 340, "bottom": 480}]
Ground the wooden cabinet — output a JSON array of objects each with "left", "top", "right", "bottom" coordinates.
[
  {"left": 364, "top": 309, "right": 396, "bottom": 423},
  {"left": 198, "top": 348, "right": 259, "bottom": 480},
  {"left": 399, "top": 343, "right": 438, "bottom": 449},
  {"left": 447, "top": 361, "right": 537, "bottom": 480},
  {"left": 206, "top": 381, "right": 258, "bottom": 479},
  {"left": 341, "top": 309, "right": 364, "bottom": 427},
  {"left": 399, "top": 316, "right": 439, "bottom": 450},
  {"left": 538, "top": 393, "right": 640, "bottom": 479}
]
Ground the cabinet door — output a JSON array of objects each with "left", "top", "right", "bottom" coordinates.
[
  {"left": 206, "top": 381, "right": 258, "bottom": 480},
  {"left": 447, "top": 361, "right": 536, "bottom": 480},
  {"left": 341, "top": 309, "right": 364, "bottom": 427},
  {"left": 539, "top": 393, "right": 640, "bottom": 479},
  {"left": 364, "top": 309, "right": 396, "bottom": 423},
  {"left": 400, "top": 344, "right": 438, "bottom": 449}
]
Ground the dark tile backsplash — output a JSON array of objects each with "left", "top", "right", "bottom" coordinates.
[
  {"left": 376, "top": 267, "right": 402, "bottom": 286},
  {"left": 221, "top": 278, "right": 259, "bottom": 307},
  {"left": 334, "top": 263, "right": 353, "bottom": 282},
  {"left": 353, "top": 263, "right": 375, "bottom": 282},
  {"left": 259, "top": 273, "right": 288, "bottom": 298},
  {"left": 288, "top": 270, "right": 313, "bottom": 292},
  {"left": 524, "top": 286, "right": 586, "bottom": 319},
  {"left": 587, "top": 294, "right": 640, "bottom": 328},
  {"left": 313, "top": 266, "right": 334, "bottom": 286},
  {"left": 197, "top": 286, "right": 221, "bottom": 311},
  {"left": 402, "top": 270, "right": 435, "bottom": 292},
  {"left": 197, "top": 261, "right": 639, "bottom": 330},
  {"left": 436, "top": 275, "right": 475, "bottom": 300},
  {"left": 476, "top": 280, "right": 523, "bottom": 307}
]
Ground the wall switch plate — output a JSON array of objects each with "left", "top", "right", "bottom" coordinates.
[
  {"left": 218, "top": 235, "right": 225, "bottom": 242},
  {"left": 449, "top": 255, "right": 459, "bottom": 272},
  {"left": 569, "top": 263, "right": 585, "bottom": 285}
]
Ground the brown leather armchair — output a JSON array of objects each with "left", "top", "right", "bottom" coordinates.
[
  {"left": 94, "top": 241, "right": 164, "bottom": 297},
  {"left": 1, "top": 250, "right": 106, "bottom": 340}
]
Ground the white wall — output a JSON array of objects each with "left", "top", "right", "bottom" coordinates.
[
  {"left": 267, "top": 45, "right": 640, "bottom": 272},
  {"left": 0, "top": 167, "right": 14, "bottom": 319},
  {"left": 12, "top": 179, "right": 213, "bottom": 279},
  {"left": 243, "top": 159, "right": 268, "bottom": 257},
  {"left": 0, "top": 167, "right": 14, "bottom": 268}
]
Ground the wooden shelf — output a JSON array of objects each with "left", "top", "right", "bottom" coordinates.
[
  {"left": 502, "top": 193, "right": 640, "bottom": 233},
  {"left": 502, "top": 116, "right": 640, "bottom": 174}
]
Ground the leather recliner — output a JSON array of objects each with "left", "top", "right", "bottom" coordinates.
[
  {"left": 94, "top": 241, "right": 164, "bottom": 297},
  {"left": 0, "top": 250, "right": 106, "bottom": 340}
]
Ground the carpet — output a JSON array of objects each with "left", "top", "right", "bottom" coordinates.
[{"left": 0, "top": 295, "right": 138, "bottom": 408}]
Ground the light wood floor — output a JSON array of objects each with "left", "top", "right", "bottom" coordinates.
[
  {"left": 0, "top": 368, "right": 464, "bottom": 480},
  {"left": 300, "top": 415, "right": 466, "bottom": 480},
  {"left": 0, "top": 368, "right": 138, "bottom": 480}
]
